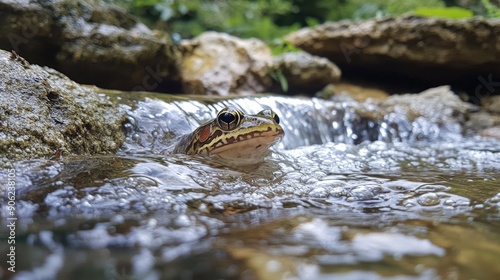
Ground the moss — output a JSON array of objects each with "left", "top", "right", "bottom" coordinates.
[{"left": 0, "top": 50, "right": 126, "bottom": 167}]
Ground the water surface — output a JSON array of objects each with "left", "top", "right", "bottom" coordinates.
[{"left": 1, "top": 94, "right": 499, "bottom": 279}]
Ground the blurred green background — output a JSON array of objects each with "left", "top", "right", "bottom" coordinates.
[{"left": 107, "top": 0, "right": 499, "bottom": 46}]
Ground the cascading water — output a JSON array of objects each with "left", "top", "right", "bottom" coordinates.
[{"left": 122, "top": 92, "right": 466, "bottom": 155}]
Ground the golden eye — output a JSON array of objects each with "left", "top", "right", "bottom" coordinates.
[
  {"left": 216, "top": 107, "right": 243, "bottom": 130},
  {"left": 258, "top": 109, "right": 280, "bottom": 124}
]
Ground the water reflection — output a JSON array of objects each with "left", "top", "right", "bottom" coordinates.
[{"left": 3, "top": 137, "right": 499, "bottom": 279}]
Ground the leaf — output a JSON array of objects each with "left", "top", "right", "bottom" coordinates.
[
  {"left": 413, "top": 7, "right": 474, "bottom": 19},
  {"left": 132, "top": 0, "right": 160, "bottom": 8},
  {"left": 482, "top": 0, "right": 500, "bottom": 18},
  {"left": 269, "top": 70, "right": 288, "bottom": 93},
  {"left": 305, "top": 17, "right": 319, "bottom": 27}
]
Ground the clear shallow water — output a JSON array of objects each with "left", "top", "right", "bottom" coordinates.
[{"left": 1, "top": 94, "right": 500, "bottom": 279}]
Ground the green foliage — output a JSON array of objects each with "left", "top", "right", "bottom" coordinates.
[
  {"left": 322, "top": 0, "right": 445, "bottom": 20},
  {"left": 114, "top": 0, "right": 450, "bottom": 41},
  {"left": 130, "top": 0, "right": 159, "bottom": 7},
  {"left": 269, "top": 70, "right": 288, "bottom": 93},
  {"left": 483, "top": 0, "right": 500, "bottom": 17},
  {"left": 269, "top": 39, "right": 301, "bottom": 56},
  {"left": 412, "top": 0, "right": 499, "bottom": 19},
  {"left": 381, "top": 0, "right": 445, "bottom": 15},
  {"left": 413, "top": 7, "right": 474, "bottom": 19},
  {"left": 108, "top": 0, "right": 499, "bottom": 43},
  {"left": 116, "top": 0, "right": 299, "bottom": 41}
]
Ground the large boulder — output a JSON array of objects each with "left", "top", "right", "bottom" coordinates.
[
  {"left": 0, "top": 50, "right": 126, "bottom": 166},
  {"left": 179, "top": 32, "right": 273, "bottom": 95},
  {"left": 287, "top": 16, "right": 500, "bottom": 86},
  {"left": 0, "top": 0, "right": 180, "bottom": 91}
]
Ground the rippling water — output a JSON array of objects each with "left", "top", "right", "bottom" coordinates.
[{"left": 1, "top": 94, "right": 500, "bottom": 280}]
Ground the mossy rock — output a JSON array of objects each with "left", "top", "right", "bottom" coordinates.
[{"left": 0, "top": 50, "right": 126, "bottom": 166}]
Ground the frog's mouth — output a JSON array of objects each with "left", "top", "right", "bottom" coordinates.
[{"left": 209, "top": 130, "right": 283, "bottom": 164}]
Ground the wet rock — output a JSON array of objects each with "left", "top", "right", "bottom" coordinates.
[
  {"left": 316, "top": 81, "right": 390, "bottom": 102},
  {"left": 348, "top": 85, "right": 475, "bottom": 142},
  {"left": 481, "top": 126, "right": 500, "bottom": 139},
  {"left": 0, "top": 0, "right": 180, "bottom": 91},
  {"left": 476, "top": 95, "right": 500, "bottom": 138},
  {"left": 483, "top": 96, "right": 500, "bottom": 114},
  {"left": 179, "top": 32, "right": 273, "bottom": 95},
  {"left": 0, "top": 0, "right": 53, "bottom": 65},
  {"left": 0, "top": 50, "right": 126, "bottom": 166},
  {"left": 286, "top": 16, "right": 500, "bottom": 85},
  {"left": 272, "top": 52, "right": 341, "bottom": 94},
  {"left": 379, "top": 86, "right": 473, "bottom": 122},
  {"left": 467, "top": 111, "right": 500, "bottom": 136}
]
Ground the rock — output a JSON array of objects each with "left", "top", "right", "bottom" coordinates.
[
  {"left": 286, "top": 16, "right": 500, "bottom": 85},
  {"left": 470, "top": 95, "right": 500, "bottom": 138},
  {"left": 316, "top": 81, "right": 390, "bottom": 102},
  {"left": 466, "top": 106, "right": 500, "bottom": 138},
  {"left": 481, "top": 126, "right": 500, "bottom": 139},
  {"left": 467, "top": 111, "right": 500, "bottom": 130},
  {"left": 179, "top": 32, "right": 273, "bottom": 95},
  {"left": 272, "top": 52, "right": 341, "bottom": 94},
  {"left": 379, "top": 86, "right": 473, "bottom": 122},
  {"left": 482, "top": 96, "right": 500, "bottom": 114},
  {"left": 0, "top": 0, "right": 180, "bottom": 91},
  {"left": 0, "top": 50, "right": 125, "bottom": 166},
  {"left": 347, "top": 85, "right": 475, "bottom": 142},
  {"left": 0, "top": 0, "right": 53, "bottom": 64}
]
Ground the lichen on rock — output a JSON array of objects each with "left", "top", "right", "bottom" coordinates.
[{"left": 0, "top": 50, "right": 126, "bottom": 166}]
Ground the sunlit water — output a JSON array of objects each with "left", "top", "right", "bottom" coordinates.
[{"left": 1, "top": 95, "right": 500, "bottom": 280}]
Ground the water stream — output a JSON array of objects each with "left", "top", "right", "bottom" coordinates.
[{"left": 1, "top": 93, "right": 499, "bottom": 279}]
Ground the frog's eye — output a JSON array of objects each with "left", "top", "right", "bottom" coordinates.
[
  {"left": 216, "top": 107, "right": 243, "bottom": 130},
  {"left": 258, "top": 109, "right": 280, "bottom": 124}
]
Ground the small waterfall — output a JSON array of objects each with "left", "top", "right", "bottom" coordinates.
[{"left": 122, "top": 95, "right": 465, "bottom": 154}]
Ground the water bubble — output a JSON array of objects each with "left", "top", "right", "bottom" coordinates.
[
  {"left": 443, "top": 199, "right": 455, "bottom": 206},
  {"left": 266, "top": 259, "right": 282, "bottom": 272},
  {"left": 348, "top": 185, "right": 378, "bottom": 201},
  {"left": 331, "top": 187, "right": 348, "bottom": 197},
  {"left": 174, "top": 215, "right": 191, "bottom": 227},
  {"left": 309, "top": 187, "right": 328, "bottom": 198},
  {"left": 111, "top": 215, "right": 125, "bottom": 224},
  {"left": 417, "top": 193, "right": 441, "bottom": 206}
]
